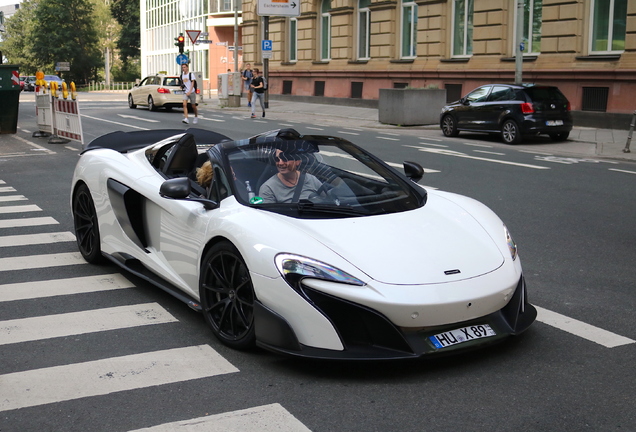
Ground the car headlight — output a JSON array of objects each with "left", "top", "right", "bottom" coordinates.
[
  {"left": 504, "top": 225, "right": 517, "bottom": 261},
  {"left": 275, "top": 254, "right": 365, "bottom": 289}
]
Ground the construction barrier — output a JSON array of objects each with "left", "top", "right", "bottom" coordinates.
[{"left": 32, "top": 72, "right": 84, "bottom": 145}]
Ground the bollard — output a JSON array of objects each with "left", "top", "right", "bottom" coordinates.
[{"left": 624, "top": 110, "right": 636, "bottom": 153}]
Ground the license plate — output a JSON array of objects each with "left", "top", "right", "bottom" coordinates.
[
  {"left": 546, "top": 120, "right": 563, "bottom": 126},
  {"left": 429, "top": 324, "right": 496, "bottom": 349},
  {"left": 174, "top": 90, "right": 184, "bottom": 95}
]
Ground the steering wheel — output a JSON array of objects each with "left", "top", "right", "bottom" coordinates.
[{"left": 308, "top": 182, "right": 338, "bottom": 203}]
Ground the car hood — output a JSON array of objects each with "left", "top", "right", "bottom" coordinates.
[{"left": 277, "top": 193, "right": 505, "bottom": 285}]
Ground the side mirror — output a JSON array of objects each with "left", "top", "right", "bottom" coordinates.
[
  {"left": 160, "top": 178, "right": 218, "bottom": 210},
  {"left": 461, "top": 97, "right": 469, "bottom": 105},
  {"left": 403, "top": 161, "right": 424, "bottom": 183}
]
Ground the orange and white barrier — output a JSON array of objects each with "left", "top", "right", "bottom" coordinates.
[{"left": 33, "top": 71, "right": 84, "bottom": 144}]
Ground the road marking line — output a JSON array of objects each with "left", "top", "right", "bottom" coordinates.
[
  {"left": 378, "top": 136, "right": 400, "bottom": 141},
  {"left": 82, "top": 114, "right": 150, "bottom": 131},
  {"left": 609, "top": 168, "right": 636, "bottom": 175},
  {"left": 343, "top": 127, "right": 363, "bottom": 131},
  {"left": 380, "top": 132, "right": 400, "bottom": 136},
  {"left": 0, "top": 216, "right": 59, "bottom": 229},
  {"left": 419, "top": 137, "right": 442, "bottom": 141},
  {"left": 0, "top": 231, "right": 76, "bottom": 248},
  {"left": 0, "top": 186, "right": 17, "bottom": 193},
  {"left": 337, "top": 131, "right": 360, "bottom": 135},
  {"left": 518, "top": 150, "right": 554, "bottom": 155},
  {"left": 11, "top": 135, "right": 57, "bottom": 154},
  {"left": 0, "top": 345, "right": 238, "bottom": 412},
  {"left": 0, "top": 180, "right": 5, "bottom": 184},
  {"left": 201, "top": 117, "right": 224, "bottom": 122},
  {"left": 129, "top": 403, "right": 312, "bottom": 432},
  {"left": 0, "top": 252, "right": 86, "bottom": 272},
  {"left": 117, "top": 114, "right": 160, "bottom": 123},
  {"left": 306, "top": 127, "right": 324, "bottom": 130},
  {"left": 0, "top": 303, "right": 178, "bottom": 345},
  {"left": 535, "top": 306, "right": 635, "bottom": 348},
  {"left": 416, "top": 147, "right": 551, "bottom": 169},
  {"left": 0, "top": 195, "right": 28, "bottom": 203},
  {"left": 0, "top": 204, "right": 42, "bottom": 214},
  {"left": 0, "top": 273, "right": 134, "bottom": 302},
  {"left": 463, "top": 142, "right": 493, "bottom": 148},
  {"left": 279, "top": 123, "right": 295, "bottom": 127},
  {"left": 474, "top": 150, "right": 506, "bottom": 156}
]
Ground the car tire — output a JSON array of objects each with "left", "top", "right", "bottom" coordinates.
[
  {"left": 148, "top": 96, "right": 157, "bottom": 111},
  {"left": 128, "top": 94, "right": 136, "bottom": 109},
  {"left": 549, "top": 132, "right": 570, "bottom": 142},
  {"left": 501, "top": 119, "right": 522, "bottom": 144},
  {"left": 200, "top": 241, "right": 256, "bottom": 350},
  {"left": 72, "top": 183, "right": 103, "bottom": 264},
  {"left": 441, "top": 115, "right": 459, "bottom": 137}
]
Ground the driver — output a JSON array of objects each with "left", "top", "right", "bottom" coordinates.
[{"left": 258, "top": 149, "right": 322, "bottom": 203}]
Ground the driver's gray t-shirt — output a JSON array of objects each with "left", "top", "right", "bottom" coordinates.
[{"left": 259, "top": 173, "right": 322, "bottom": 203}]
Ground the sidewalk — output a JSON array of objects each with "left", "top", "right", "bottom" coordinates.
[{"left": 20, "top": 91, "right": 636, "bottom": 162}]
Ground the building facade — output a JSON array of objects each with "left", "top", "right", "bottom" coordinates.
[{"left": 238, "top": 0, "right": 635, "bottom": 119}]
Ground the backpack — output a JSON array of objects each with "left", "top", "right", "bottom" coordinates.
[
  {"left": 262, "top": 76, "right": 267, "bottom": 91},
  {"left": 181, "top": 72, "right": 197, "bottom": 91}
]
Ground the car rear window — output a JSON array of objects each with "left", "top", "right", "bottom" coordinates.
[
  {"left": 524, "top": 87, "right": 568, "bottom": 103},
  {"left": 163, "top": 77, "right": 180, "bottom": 86}
]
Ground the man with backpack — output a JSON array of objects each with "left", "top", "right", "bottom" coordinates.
[
  {"left": 250, "top": 68, "right": 267, "bottom": 118},
  {"left": 180, "top": 63, "right": 198, "bottom": 124}
]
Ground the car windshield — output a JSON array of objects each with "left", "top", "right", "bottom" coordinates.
[
  {"left": 524, "top": 87, "right": 568, "bottom": 103},
  {"left": 225, "top": 132, "right": 425, "bottom": 218}
]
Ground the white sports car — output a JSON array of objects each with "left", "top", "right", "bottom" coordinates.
[{"left": 71, "top": 127, "right": 536, "bottom": 359}]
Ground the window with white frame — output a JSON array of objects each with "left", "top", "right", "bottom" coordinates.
[
  {"left": 358, "top": 0, "right": 371, "bottom": 60},
  {"left": 401, "top": 0, "right": 417, "bottom": 58},
  {"left": 523, "top": 0, "right": 542, "bottom": 54},
  {"left": 289, "top": 17, "right": 298, "bottom": 62},
  {"left": 452, "top": 0, "right": 473, "bottom": 57},
  {"left": 321, "top": 0, "right": 332, "bottom": 61},
  {"left": 590, "top": 0, "right": 627, "bottom": 53}
]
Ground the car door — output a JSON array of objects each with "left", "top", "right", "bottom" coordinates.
[
  {"left": 133, "top": 77, "right": 150, "bottom": 105},
  {"left": 456, "top": 86, "right": 491, "bottom": 130},
  {"left": 482, "top": 85, "right": 515, "bottom": 131}
]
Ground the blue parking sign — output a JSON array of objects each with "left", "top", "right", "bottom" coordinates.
[{"left": 262, "top": 40, "right": 273, "bottom": 51}]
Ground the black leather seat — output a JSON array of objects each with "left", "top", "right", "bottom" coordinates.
[{"left": 162, "top": 133, "right": 198, "bottom": 178}]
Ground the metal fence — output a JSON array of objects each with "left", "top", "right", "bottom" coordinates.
[{"left": 85, "top": 82, "right": 135, "bottom": 92}]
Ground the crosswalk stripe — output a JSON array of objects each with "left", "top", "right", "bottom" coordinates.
[
  {"left": 0, "top": 204, "right": 41, "bottom": 214},
  {"left": 0, "top": 251, "right": 86, "bottom": 271},
  {"left": 0, "top": 216, "right": 59, "bottom": 229},
  {"left": 0, "top": 273, "right": 135, "bottom": 302},
  {"left": 128, "top": 403, "right": 312, "bottom": 432},
  {"left": 0, "top": 345, "right": 239, "bottom": 412},
  {"left": 0, "top": 231, "right": 76, "bottom": 248},
  {"left": 0, "top": 195, "right": 28, "bottom": 203},
  {"left": 0, "top": 303, "right": 178, "bottom": 345},
  {"left": 0, "top": 186, "right": 17, "bottom": 193}
]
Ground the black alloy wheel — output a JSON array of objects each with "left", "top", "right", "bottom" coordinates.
[
  {"left": 442, "top": 115, "right": 459, "bottom": 137},
  {"left": 128, "top": 94, "right": 136, "bottom": 109},
  {"left": 148, "top": 96, "right": 157, "bottom": 111},
  {"left": 200, "top": 242, "right": 256, "bottom": 349},
  {"left": 72, "top": 184, "right": 103, "bottom": 264},
  {"left": 501, "top": 119, "right": 522, "bottom": 144}
]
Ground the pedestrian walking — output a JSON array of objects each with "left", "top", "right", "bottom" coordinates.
[
  {"left": 180, "top": 63, "right": 198, "bottom": 124},
  {"left": 242, "top": 63, "right": 254, "bottom": 107},
  {"left": 250, "top": 68, "right": 266, "bottom": 118}
]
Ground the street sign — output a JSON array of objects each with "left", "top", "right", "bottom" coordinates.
[
  {"left": 262, "top": 40, "right": 273, "bottom": 51},
  {"left": 196, "top": 39, "right": 214, "bottom": 44},
  {"left": 55, "top": 62, "right": 70, "bottom": 71},
  {"left": 257, "top": 0, "right": 300, "bottom": 17},
  {"left": 186, "top": 30, "right": 201, "bottom": 44},
  {"left": 228, "top": 46, "right": 243, "bottom": 51},
  {"left": 176, "top": 54, "right": 189, "bottom": 65},
  {"left": 262, "top": 51, "right": 273, "bottom": 59}
]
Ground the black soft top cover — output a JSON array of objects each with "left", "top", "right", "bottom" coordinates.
[{"left": 84, "top": 128, "right": 232, "bottom": 153}]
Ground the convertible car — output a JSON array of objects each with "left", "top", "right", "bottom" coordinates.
[{"left": 71, "top": 127, "right": 536, "bottom": 359}]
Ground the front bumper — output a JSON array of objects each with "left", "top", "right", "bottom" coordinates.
[{"left": 255, "top": 275, "right": 536, "bottom": 360}]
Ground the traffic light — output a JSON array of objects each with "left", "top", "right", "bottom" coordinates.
[{"left": 175, "top": 34, "right": 185, "bottom": 53}]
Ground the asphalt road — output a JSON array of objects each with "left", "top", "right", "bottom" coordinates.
[{"left": 0, "top": 97, "right": 634, "bottom": 432}]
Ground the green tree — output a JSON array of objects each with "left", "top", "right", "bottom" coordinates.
[
  {"left": 0, "top": 0, "right": 39, "bottom": 73},
  {"left": 31, "top": 0, "right": 102, "bottom": 84},
  {"left": 110, "top": 0, "right": 140, "bottom": 61}
]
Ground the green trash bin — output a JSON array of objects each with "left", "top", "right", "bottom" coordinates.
[{"left": 0, "top": 64, "right": 21, "bottom": 134}]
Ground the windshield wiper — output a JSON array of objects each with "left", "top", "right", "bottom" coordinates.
[{"left": 296, "top": 200, "right": 368, "bottom": 216}]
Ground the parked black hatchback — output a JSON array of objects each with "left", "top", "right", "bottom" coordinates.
[{"left": 440, "top": 84, "right": 572, "bottom": 144}]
